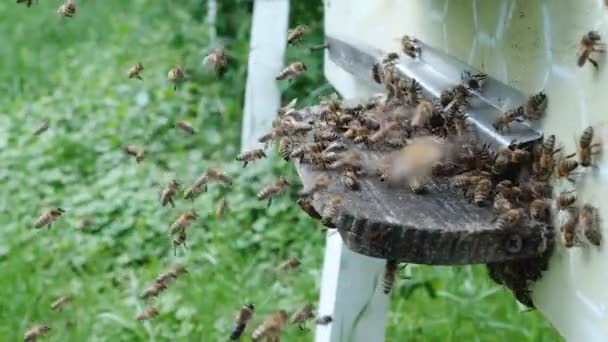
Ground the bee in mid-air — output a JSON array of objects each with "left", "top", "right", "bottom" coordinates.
[
  {"left": 58, "top": 0, "right": 76, "bottom": 17},
  {"left": 493, "top": 107, "right": 524, "bottom": 133},
  {"left": 176, "top": 120, "right": 195, "bottom": 134},
  {"left": 168, "top": 65, "right": 185, "bottom": 90},
  {"left": 287, "top": 25, "right": 310, "bottom": 45},
  {"left": 156, "top": 265, "right": 188, "bottom": 285},
  {"left": 276, "top": 62, "right": 307, "bottom": 81},
  {"left": 382, "top": 260, "right": 398, "bottom": 295},
  {"left": 251, "top": 310, "right": 289, "bottom": 341},
  {"left": 257, "top": 178, "right": 290, "bottom": 206},
  {"left": 533, "top": 134, "right": 561, "bottom": 180},
  {"left": 579, "top": 204, "right": 601, "bottom": 246},
  {"left": 203, "top": 48, "right": 228, "bottom": 75},
  {"left": 577, "top": 31, "right": 605, "bottom": 69},
  {"left": 35, "top": 207, "right": 65, "bottom": 229},
  {"left": 237, "top": 149, "right": 267, "bottom": 168},
  {"left": 50, "top": 295, "right": 71, "bottom": 311},
  {"left": 230, "top": 304, "right": 255, "bottom": 340},
  {"left": 523, "top": 92, "right": 547, "bottom": 120},
  {"left": 135, "top": 307, "right": 159, "bottom": 321},
  {"left": 33, "top": 120, "right": 50, "bottom": 136},
  {"left": 24, "top": 324, "right": 50, "bottom": 342},
  {"left": 315, "top": 315, "right": 333, "bottom": 325},
  {"left": 277, "top": 257, "right": 301, "bottom": 272},
  {"left": 291, "top": 304, "right": 315, "bottom": 329},
  {"left": 401, "top": 35, "right": 420, "bottom": 58},
  {"left": 127, "top": 62, "right": 144, "bottom": 80},
  {"left": 202, "top": 168, "right": 233, "bottom": 187},
  {"left": 321, "top": 195, "right": 343, "bottom": 228},
  {"left": 141, "top": 281, "right": 168, "bottom": 300},
  {"left": 161, "top": 179, "right": 180, "bottom": 208},
  {"left": 183, "top": 183, "right": 206, "bottom": 202},
  {"left": 124, "top": 145, "right": 145, "bottom": 162},
  {"left": 169, "top": 210, "right": 199, "bottom": 235},
  {"left": 576, "top": 126, "right": 601, "bottom": 167}
]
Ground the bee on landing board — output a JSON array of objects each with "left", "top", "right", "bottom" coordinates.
[
  {"left": 168, "top": 65, "right": 185, "bottom": 90},
  {"left": 576, "top": 126, "right": 601, "bottom": 167},
  {"left": 24, "top": 324, "right": 50, "bottom": 342},
  {"left": 141, "top": 281, "right": 168, "bottom": 300},
  {"left": 257, "top": 178, "right": 290, "bottom": 207},
  {"left": 461, "top": 71, "right": 487, "bottom": 93},
  {"left": 291, "top": 304, "right": 315, "bottom": 329},
  {"left": 135, "top": 307, "right": 159, "bottom": 321},
  {"left": 203, "top": 48, "right": 228, "bottom": 75},
  {"left": 161, "top": 179, "right": 180, "bottom": 208},
  {"left": 58, "top": 0, "right": 76, "bottom": 17},
  {"left": 577, "top": 31, "right": 605, "bottom": 69},
  {"left": 237, "top": 149, "right": 267, "bottom": 168},
  {"left": 287, "top": 25, "right": 310, "bottom": 45},
  {"left": 50, "top": 295, "right": 71, "bottom": 311},
  {"left": 230, "top": 304, "right": 255, "bottom": 340},
  {"left": 276, "top": 62, "right": 307, "bottom": 81},
  {"left": 35, "top": 208, "right": 65, "bottom": 229},
  {"left": 556, "top": 154, "right": 579, "bottom": 183},
  {"left": 127, "top": 62, "right": 144, "bottom": 80},
  {"left": 530, "top": 199, "right": 550, "bottom": 222},
  {"left": 251, "top": 310, "right": 288, "bottom": 341}
]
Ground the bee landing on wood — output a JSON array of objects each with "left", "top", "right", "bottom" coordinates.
[
  {"left": 168, "top": 65, "right": 185, "bottom": 90},
  {"left": 124, "top": 145, "right": 145, "bottom": 162},
  {"left": 577, "top": 31, "right": 605, "bottom": 69},
  {"left": 58, "top": 0, "right": 76, "bottom": 17},
  {"left": 276, "top": 62, "right": 307, "bottom": 81},
  {"left": 287, "top": 25, "right": 310, "bottom": 45},
  {"left": 299, "top": 174, "right": 329, "bottom": 197},
  {"left": 559, "top": 207, "right": 579, "bottom": 248},
  {"left": 251, "top": 310, "right": 288, "bottom": 341},
  {"left": 576, "top": 126, "right": 601, "bottom": 167},
  {"left": 257, "top": 178, "right": 290, "bottom": 207},
  {"left": 24, "top": 324, "right": 50, "bottom": 342},
  {"left": 579, "top": 204, "right": 602, "bottom": 247},
  {"left": 127, "top": 62, "right": 144, "bottom": 80},
  {"left": 50, "top": 295, "right": 71, "bottom": 311},
  {"left": 493, "top": 209, "right": 522, "bottom": 230},
  {"left": 141, "top": 281, "right": 168, "bottom": 300},
  {"left": 461, "top": 71, "right": 487, "bottom": 93},
  {"left": 161, "top": 179, "right": 180, "bottom": 208},
  {"left": 35, "top": 208, "right": 65, "bottom": 229},
  {"left": 320, "top": 195, "right": 343, "bottom": 228},
  {"left": 291, "top": 304, "right": 315, "bottom": 329},
  {"left": 135, "top": 307, "right": 159, "bottom": 321},
  {"left": 236, "top": 149, "right": 267, "bottom": 168},
  {"left": 230, "top": 304, "right": 255, "bottom": 340},
  {"left": 176, "top": 120, "right": 195, "bottom": 134}
]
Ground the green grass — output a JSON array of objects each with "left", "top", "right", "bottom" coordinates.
[{"left": 0, "top": 0, "right": 562, "bottom": 341}]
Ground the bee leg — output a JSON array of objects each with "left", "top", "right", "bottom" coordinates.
[
  {"left": 589, "top": 58, "right": 600, "bottom": 69},
  {"left": 136, "top": 76, "right": 143, "bottom": 81},
  {"left": 169, "top": 199, "right": 175, "bottom": 208},
  {"left": 242, "top": 161, "right": 248, "bottom": 168}
]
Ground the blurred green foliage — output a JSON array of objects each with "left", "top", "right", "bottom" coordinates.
[{"left": 0, "top": 0, "right": 561, "bottom": 341}]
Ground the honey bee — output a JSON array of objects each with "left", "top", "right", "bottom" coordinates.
[
  {"left": 127, "top": 62, "right": 144, "bottom": 80},
  {"left": 183, "top": 183, "right": 206, "bottom": 201},
  {"left": 369, "top": 121, "right": 399, "bottom": 145},
  {"left": 315, "top": 315, "right": 333, "bottom": 325},
  {"left": 412, "top": 100, "right": 433, "bottom": 131},
  {"left": 168, "top": 65, "right": 185, "bottom": 90},
  {"left": 16, "top": 0, "right": 36, "bottom": 7},
  {"left": 50, "top": 295, "right": 71, "bottom": 311},
  {"left": 371, "top": 63, "right": 383, "bottom": 84},
  {"left": 523, "top": 92, "right": 547, "bottom": 120},
  {"left": 577, "top": 31, "right": 605, "bottom": 69},
  {"left": 251, "top": 310, "right": 288, "bottom": 341},
  {"left": 135, "top": 307, "right": 159, "bottom": 321},
  {"left": 533, "top": 134, "right": 561, "bottom": 179},
  {"left": 141, "top": 281, "right": 168, "bottom": 300},
  {"left": 230, "top": 304, "right": 255, "bottom": 340},
  {"left": 277, "top": 257, "right": 301, "bottom": 271},
  {"left": 579, "top": 204, "right": 601, "bottom": 246},
  {"left": 237, "top": 149, "right": 267, "bottom": 168},
  {"left": 461, "top": 71, "right": 487, "bottom": 92},
  {"left": 559, "top": 207, "right": 579, "bottom": 248},
  {"left": 279, "top": 137, "right": 293, "bottom": 161},
  {"left": 403, "top": 78, "right": 422, "bottom": 105},
  {"left": 341, "top": 169, "right": 360, "bottom": 190},
  {"left": 287, "top": 25, "right": 310, "bottom": 45},
  {"left": 24, "top": 324, "right": 50, "bottom": 342},
  {"left": 257, "top": 178, "right": 290, "bottom": 206},
  {"left": 124, "top": 145, "right": 145, "bottom": 162},
  {"left": 556, "top": 155, "right": 579, "bottom": 183},
  {"left": 493, "top": 194, "right": 512, "bottom": 214},
  {"left": 576, "top": 126, "right": 601, "bottom": 167},
  {"left": 382, "top": 260, "right": 398, "bottom": 295},
  {"left": 493, "top": 107, "right": 524, "bottom": 133},
  {"left": 276, "top": 62, "right": 307, "bottom": 81},
  {"left": 530, "top": 199, "right": 550, "bottom": 222},
  {"left": 401, "top": 35, "right": 420, "bottom": 58},
  {"left": 494, "top": 209, "right": 522, "bottom": 230},
  {"left": 321, "top": 195, "right": 343, "bottom": 228},
  {"left": 202, "top": 48, "right": 227, "bottom": 74},
  {"left": 58, "top": 0, "right": 76, "bottom": 17},
  {"left": 473, "top": 178, "right": 493, "bottom": 206},
  {"left": 176, "top": 120, "right": 195, "bottom": 134},
  {"left": 169, "top": 210, "right": 199, "bottom": 235},
  {"left": 33, "top": 120, "right": 49, "bottom": 136},
  {"left": 215, "top": 197, "right": 227, "bottom": 220},
  {"left": 299, "top": 174, "right": 330, "bottom": 197},
  {"left": 172, "top": 230, "right": 188, "bottom": 255},
  {"left": 382, "top": 52, "right": 400, "bottom": 65},
  {"left": 556, "top": 191, "right": 576, "bottom": 212},
  {"left": 34, "top": 207, "right": 65, "bottom": 229},
  {"left": 156, "top": 265, "right": 188, "bottom": 285},
  {"left": 291, "top": 304, "right": 314, "bottom": 329},
  {"left": 204, "top": 168, "right": 233, "bottom": 186},
  {"left": 297, "top": 196, "right": 322, "bottom": 220},
  {"left": 161, "top": 179, "right": 180, "bottom": 208}
]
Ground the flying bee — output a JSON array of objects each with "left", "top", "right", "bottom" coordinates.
[
  {"left": 135, "top": 307, "right": 159, "bottom": 321},
  {"left": 257, "top": 178, "right": 290, "bottom": 207},
  {"left": 401, "top": 35, "right": 420, "bottom": 58},
  {"left": 183, "top": 183, "right": 206, "bottom": 201},
  {"left": 161, "top": 179, "right": 180, "bottom": 208},
  {"left": 276, "top": 62, "right": 307, "bottom": 81},
  {"left": 172, "top": 229, "right": 188, "bottom": 255},
  {"left": 579, "top": 204, "right": 602, "bottom": 246},
  {"left": 50, "top": 295, "right": 71, "bottom": 311},
  {"left": 495, "top": 180, "right": 521, "bottom": 203},
  {"left": 202, "top": 48, "right": 227, "bottom": 75},
  {"left": 297, "top": 196, "right": 322, "bottom": 220},
  {"left": 534, "top": 134, "right": 561, "bottom": 179},
  {"left": 141, "top": 281, "right": 168, "bottom": 300},
  {"left": 277, "top": 257, "right": 301, "bottom": 271},
  {"left": 127, "top": 62, "right": 144, "bottom": 80},
  {"left": 251, "top": 310, "right": 289, "bottom": 341},
  {"left": 168, "top": 65, "right": 185, "bottom": 90},
  {"left": 530, "top": 199, "right": 550, "bottom": 222},
  {"left": 412, "top": 100, "right": 433, "bottom": 131},
  {"left": 473, "top": 178, "right": 493, "bottom": 206},
  {"left": 556, "top": 155, "right": 579, "bottom": 183},
  {"left": 321, "top": 195, "right": 343, "bottom": 228},
  {"left": 382, "top": 259, "right": 398, "bottom": 295},
  {"left": 315, "top": 315, "right": 333, "bottom": 325},
  {"left": 35, "top": 207, "right": 65, "bottom": 229},
  {"left": 443, "top": 84, "right": 470, "bottom": 112},
  {"left": 230, "top": 304, "right": 255, "bottom": 340},
  {"left": 24, "top": 324, "right": 50, "bottom": 342},
  {"left": 341, "top": 169, "right": 360, "bottom": 190},
  {"left": 577, "top": 126, "right": 601, "bottom": 167},
  {"left": 291, "top": 304, "right": 315, "bottom": 329},
  {"left": 461, "top": 71, "right": 486, "bottom": 92},
  {"left": 369, "top": 121, "right": 399, "bottom": 145},
  {"left": 493, "top": 194, "right": 512, "bottom": 214},
  {"left": 156, "top": 265, "right": 188, "bottom": 285},
  {"left": 520, "top": 180, "right": 553, "bottom": 200},
  {"left": 237, "top": 149, "right": 267, "bottom": 168},
  {"left": 556, "top": 191, "right": 576, "bottom": 212},
  {"left": 559, "top": 207, "right": 579, "bottom": 248},
  {"left": 58, "top": 0, "right": 76, "bottom": 17},
  {"left": 169, "top": 210, "right": 199, "bottom": 235},
  {"left": 123, "top": 144, "right": 145, "bottom": 162},
  {"left": 16, "top": 0, "right": 36, "bottom": 7},
  {"left": 577, "top": 31, "right": 605, "bottom": 69},
  {"left": 299, "top": 174, "right": 330, "bottom": 197},
  {"left": 287, "top": 25, "right": 310, "bottom": 45},
  {"left": 494, "top": 209, "right": 522, "bottom": 230},
  {"left": 176, "top": 120, "right": 195, "bottom": 134},
  {"left": 523, "top": 92, "right": 547, "bottom": 120},
  {"left": 291, "top": 142, "right": 325, "bottom": 161},
  {"left": 215, "top": 197, "right": 227, "bottom": 220},
  {"left": 33, "top": 120, "right": 49, "bottom": 136},
  {"left": 493, "top": 107, "right": 524, "bottom": 133},
  {"left": 279, "top": 137, "right": 293, "bottom": 161}
]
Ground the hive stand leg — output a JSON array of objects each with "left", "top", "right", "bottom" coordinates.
[{"left": 315, "top": 230, "right": 389, "bottom": 342}]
